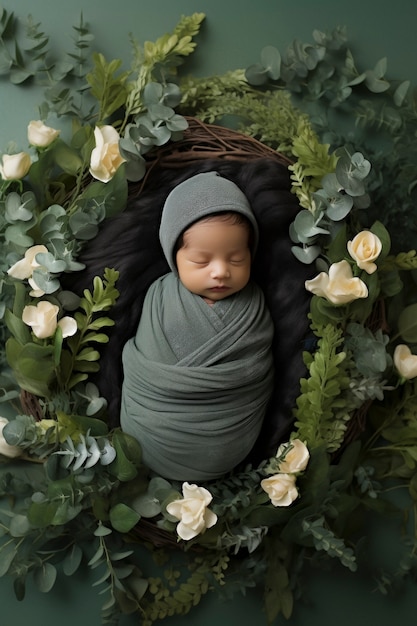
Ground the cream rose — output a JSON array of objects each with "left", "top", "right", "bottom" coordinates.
[
  {"left": 347, "top": 231, "right": 382, "bottom": 274},
  {"left": 8, "top": 245, "right": 48, "bottom": 280},
  {"left": 22, "top": 301, "right": 77, "bottom": 340},
  {"left": 166, "top": 482, "right": 218, "bottom": 540},
  {"left": 276, "top": 439, "right": 310, "bottom": 474},
  {"left": 261, "top": 473, "right": 299, "bottom": 507},
  {"left": 27, "top": 120, "right": 60, "bottom": 148},
  {"left": 89, "top": 125, "right": 125, "bottom": 183},
  {"left": 393, "top": 344, "right": 417, "bottom": 380},
  {"left": 0, "top": 152, "right": 31, "bottom": 180},
  {"left": 305, "top": 260, "right": 368, "bottom": 305},
  {"left": 0, "top": 417, "right": 23, "bottom": 458}
]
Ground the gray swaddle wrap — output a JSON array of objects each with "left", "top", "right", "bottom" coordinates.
[
  {"left": 120, "top": 171, "right": 274, "bottom": 481},
  {"left": 120, "top": 274, "right": 274, "bottom": 480}
]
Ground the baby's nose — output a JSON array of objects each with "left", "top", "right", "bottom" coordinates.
[{"left": 210, "top": 261, "right": 230, "bottom": 278}]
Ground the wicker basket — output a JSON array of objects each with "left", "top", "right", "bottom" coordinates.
[{"left": 17, "top": 117, "right": 378, "bottom": 548}]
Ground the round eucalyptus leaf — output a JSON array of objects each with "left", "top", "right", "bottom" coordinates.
[
  {"left": 162, "top": 82, "right": 182, "bottom": 108},
  {"left": 68, "top": 212, "right": 99, "bottom": 240},
  {"left": 132, "top": 492, "right": 162, "bottom": 518},
  {"left": 3, "top": 419, "right": 27, "bottom": 445},
  {"left": 57, "top": 290, "right": 81, "bottom": 311},
  {"left": 31, "top": 268, "right": 60, "bottom": 294},
  {"left": 326, "top": 194, "right": 353, "bottom": 221},
  {"left": 33, "top": 563, "right": 57, "bottom": 593},
  {"left": 291, "top": 244, "right": 321, "bottom": 264},
  {"left": 260, "top": 45, "right": 281, "bottom": 80},
  {"left": 4, "top": 225, "right": 34, "bottom": 248},
  {"left": 35, "top": 252, "right": 67, "bottom": 273},
  {"left": 245, "top": 63, "right": 268, "bottom": 86},
  {"left": 148, "top": 102, "right": 174, "bottom": 121},
  {"left": 294, "top": 210, "right": 329, "bottom": 238},
  {"left": 166, "top": 114, "right": 189, "bottom": 132},
  {"left": 142, "top": 81, "right": 163, "bottom": 105},
  {"left": 9, "top": 513, "right": 31, "bottom": 537},
  {"left": 109, "top": 503, "right": 140, "bottom": 533}
]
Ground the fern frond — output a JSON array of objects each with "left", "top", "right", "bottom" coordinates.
[{"left": 293, "top": 324, "right": 351, "bottom": 451}]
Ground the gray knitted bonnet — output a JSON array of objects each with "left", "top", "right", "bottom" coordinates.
[{"left": 159, "top": 171, "right": 259, "bottom": 272}]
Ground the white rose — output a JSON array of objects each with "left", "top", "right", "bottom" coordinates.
[
  {"left": 27, "top": 120, "right": 60, "bottom": 148},
  {"left": 166, "top": 482, "right": 218, "bottom": 540},
  {"left": 89, "top": 125, "right": 125, "bottom": 183},
  {"left": 305, "top": 260, "right": 368, "bottom": 305},
  {"left": 22, "top": 301, "right": 77, "bottom": 339},
  {"left": 347, "top": 231, "right": 382, "bottom": 274},
  {"left": 394, "top": 344, "right": 417, "bottom": 380},
  {"left": 261, "top": 473, "right": 298, "bottom": 507},
  {"left": 276, "top": 439, "right": 310, "bottom": 474},
  {"left": 0, "top": 152, "right": 31, "bottom": 180},
  {"left": 0, "top": 417, "right": 23, "bottom": 458},
  {"left": 8, "top": 245, "right": 48, "bottom": 280}
]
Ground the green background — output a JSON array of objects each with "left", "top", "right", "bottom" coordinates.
[{"left": 1, "top": 0, "right": 417, "bottom": 624}]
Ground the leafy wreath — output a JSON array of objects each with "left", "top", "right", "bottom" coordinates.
[{"left": 1, "top": 7, "right": 417, "bottom": 625}]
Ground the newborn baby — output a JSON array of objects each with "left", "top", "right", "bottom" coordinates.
[{"left": 120, "top": 172, "right": 274, "bottom": 481}]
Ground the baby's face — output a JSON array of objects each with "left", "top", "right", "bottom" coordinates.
[{"left": 176, "top": 219, "right": 251, "bottom": 304}]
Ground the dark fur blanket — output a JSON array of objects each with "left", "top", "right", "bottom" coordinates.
[{"left": 63, "top": 156, "right": 313, "bottom": 462}]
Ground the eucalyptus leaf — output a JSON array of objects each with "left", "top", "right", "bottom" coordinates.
[
  {"left": 0, "top": 543, "right": 16, "bottom": 576},
  {"left": 10, "top": 68, "right": 33, "bottom": 84},
  {"left": 326, "top": 194, "right": 353, "bottom": 221},
  {"left": 291, "top": 244, "right": 321, "bottom": 264},
  {"left": 245, "top": 62, "right": 269, "bottom": 86},
  {"left": 293, "top": 210, "right": 329, "bottom": 238},
  {"left": 31, "top": 268, "right": 60, "bottom": 294},
  {"left": 4, "top": 225, "right": 34, "bottom": 248},
  {"left": 33, "top": 563, "right": 57, "bottom": 593},
  {"left": 260, "top": 45, "right": 281, "bottom": 80},
  {"left": 109, "top": 503, "right": 140, "bottom": 533},
  {"left": 132, "top": 493, "right": 161, "bottom": 518},
  {"left": 9, "top": 513, "right": 31, "bottom": 537},
  {"left": 69, "top": 212, "right": 99, "bottom": 240},
  {"left": 0, "top": 49, "right": 12, "bottom": 74},
  {"left": 35, "top": 252, "right": 67, "bottom": 274},
  {"left": 63, "top": 544, "right": 83, "bottom": 576},
  {"left": 394, "top": 80, "right": 410, "bottom": 107}
]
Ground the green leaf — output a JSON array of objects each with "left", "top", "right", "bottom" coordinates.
[
  {"left": 398, "top": 303, "right": 417, "bottom": 343},
  {"left": 5, "top": 338, "right": 56, "bottom": 397},
  {"left": 4, "top": 308, "right": 31, "bottom": 344},
  {"left": 0, "top": 543, "right": 16, "bottom": 576},
  {"left": 108, "top": 430, "right": 142, "bottom": 482},
  {"left": 261, "top": 45, "right": 281, "bottom": 80},
  {"left": 370, "top": 220, "right": 391, "bottom": 257},
  {"left": 131, "top": 492, "right": 161, "bottom": 518},
  {"left": 62, "top": 544, "right": 83, "bottom": 576},
  {"left": 33, "top": 563, "right": 57, "bottom": 593},
  {"left": 51, "top": 139, "right": 84, "bottom": 175},
  {"left": 109, "top": 503, "right": 140, "bottom": 533},
  {"left": 394, "top": 80, "right": 410, "bottom": 107},
  {"left": 291, "top": 244, "right": 321, "bottom": 264},
  {"left": 27, "top": 501, "right": 60, "bottom": 528}
]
